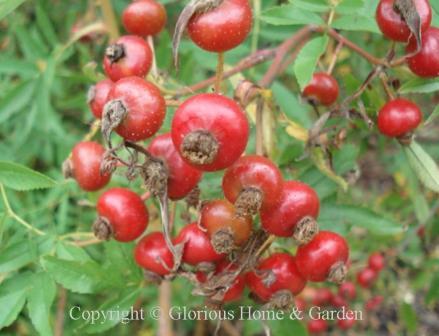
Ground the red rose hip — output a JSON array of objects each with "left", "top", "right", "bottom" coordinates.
[
  {"left": 296, "top": 231, "right": 349, "bottom": 283},
  {"left": 198, "top": 260, "right": 246, "bottom": 302},
  {"left": 247, "top": 253, "right": 306, "bottom": 307},
  {"left": 103, "top": 35, "right": 152, "bottom": 82},
  {"left": 95, "top": 187, "right": 149, "bottom": 242},
  {"left": 171, "top": 93, "right": 249, "bottom": 171},
  {"left": 200, "top": 199, "right": 252, "bottom": 254},
  {"left": 103, "top": 76, "right": 166, "bottom": 142},
  {"left": 307, "top": 318, "right": 328, "bottom": 334},
  {"left": 312, "top": 288, "right": 333, "bottom": 306},
  {"left": 187, "top": 0, "right": 252, "bottom": 53},
  {"left": 338, "top": 281, "right": 356, "bottom": 300},
  {"left": 147, "top": 133, "right": 202, "bottom": 200},
  {"left": 376, "top": 0, "right": 432, "bottom": 42},
  {"left": 122, "top": 0, "right": 167, "bottom": 37},
  {"left": 222, "top": 155, "right": 283, "bottom": 217},
  {"left": 134, "top": 232, "right": 174, "bottom": 276},
  {"left": 377, "top": 98, "right": 422, "bottom": 138},
  {"left": 406, "top": 27, "right": 439, "bottom": 78},
  {"left": 365, "top": 295, "right": 384, "bottom": 311},
  {"left": 174, "top": 222, "right": 224, "bottom": 265},
  {"left": 356, "top": 267, "right": 378, "bottom": 288},
  {"left": 88, "top": 79, "right": 113, "bottom": 119},
  {"left": 66, "top": 141, "right": 111, "bottom": 191},
  {"left": 368, "top": 252, "right": 385, "bottom": 272},
  {"left": 302, "top": 72, "right": 339, "bottom": 106},
  {"left": 260, "top": 181, "right": 320, "bottom": 243},
  {"left": 337, "top": 316, "right": 356, "bottom": 330}
]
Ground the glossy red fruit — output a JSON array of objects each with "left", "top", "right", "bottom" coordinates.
[
  {"left": 296, "top": 231, "right": 349, "bottom": 283},
  {"left": 174, "top": 222, "right": 224, "bottom": 265},
  {"left": 302, "top": 72, "right": 339, "bottom": 106},
  {"left": 134, "top": 232, "right": 174, "bottom": 275},
  {"left": 247, "top": 253, "right": 306, "bottom": 302},
  {"left": 105, "top": 76, "right": 165, "bottom": 142},
  {"left": 147, "top": 133, "right": 202, "bottom": 200},
  {"left": 368, "top": 252, "right": 385, "bottom": 272},
  {"left": 307, "top": 318, "right": 328, "bottom": 334},
  {"left": 260, "top": 181, "right": 320, "bottom": 238},
  {"left": 88, "top": 79, "right": 113, "bottom": 119},
  {"left": 356, "top": 267, "right": 378, "bottom": 288},
  {"left": 96, "top": 188, "right": 148, "bottom": 242},
  {"left": 376, "top": 0, "right": 432, "bottom": 42},
  {"left": 339, "top": 281, "right": 356, "bottom": 300},
  {"left": 122, "top": 0, "right": 167, "bottom": 36},
  {"left": 365, "top": 295, "right": 384, "bottom": 311},
  {"left": 312, "top": 288, "right": 333, "bottom": 306},
  {"left": 70, "top": 141, "right": 111, "bottom": 191},
  {"left": 103, "top": 35, "right": 152, "bottom": 82},
  {"left": 222, "top": 155, "right": 283, "bottom": 215},
  {"left": 331, "top": 294, "right": 348, "bottom": 308},
  {"left": 406, "top": 27, "right": 439, "bottom": 78},
  {"left": 198, "top": 261, "right": 246, "bottom": 302},
  {"left": 377, "top": 98, "right": 422, "bottom": 138},
  {"left": 337, "top": 316, "right": 356, "bottom": 330},
  {"left": 171, "top": 93, "right": 249, "bottom": 172},
  {"left": 187, "top": 0, "right": 252, "bottom": 53},
  {"left": 200, "top": 199, "right": 252, "bottom": 254}
]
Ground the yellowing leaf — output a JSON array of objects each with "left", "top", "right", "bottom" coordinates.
[
  {"left": 310, "top": 147, "right": 348, "bottom": 191},
  {"left": 286, "top": 121, "right": 309, "bottom": 142}
]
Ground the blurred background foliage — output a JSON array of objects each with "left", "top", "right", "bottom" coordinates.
[{"left": 0, "top": 0, "right": 438, "bottom": 335}]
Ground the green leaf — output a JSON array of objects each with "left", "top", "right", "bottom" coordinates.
[
  {"left": 310, "top": 147, "right": 349, "bottom": 192},
  {"left": 83, "top": 287, "right": 142, "bottom": 333},
  {"left": 294, "top": 0, "right": 329, "bottom": 12},
  {"left": 425, "top": 104, "right": 439, "bottom": 125},
  {"left": 35, "top": 4, "right": 58, "bottom": 47},
  {"left": 0, "top": 161, "right": 57, "bottom": 190},
  {"left": 293, "top": 36, "right": 329, "bottom": 90},
  {"left": 400, "top": 78, "right": 439, "bottom": 94},
  {"left": 27, "top": 272, "right": 57, "bottom": 336},
  {"left": 272, "top": 82, "right": 311, "bottom": 127},
  {"left": 56, "top": 241, "right": 92, "bottom": 262},
  {"left": 261, "top": 4, "right": 324, "bottom": 26},
  {"left": 42, "top": 256, "right": 121, "bottom": 294},
  {"left": 332, "top": 15, "right": 380, "bottom": 33},
  {"left": 0, "top": 81, "right": 35, "bottom": 124},
  {"left": 269, "top": 317, "right": 307, "bottom": 336},
  {"left": 0, "top": 288, "right": 28, "bottom": 328},
  {"left": 0, "top": 0, "right": 27, "bottom": 20},
  {"left": 426, "top": 274, "right": 439, "bottom": 304},
  {"left": 319, "top": 204, "right": 404, "bottom": 235},
  {"left": 0, "top": 236, "right": 55, "bottom": 273},
  {"left": 103, "top": 241, "right": 143, "bottom": 283},
  {"left": 399, "top": 302, "right": 418, "bottom": 333},
  {"left": 403, "top": 141, "right": 439, "bottom": 193}
]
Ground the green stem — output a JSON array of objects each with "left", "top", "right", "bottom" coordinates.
[
  {"left": 59, "top": 232, "right": 95, "bottom": 240},
  {"left": 0, "top": 184, "right": 45, "bottom": 236}
]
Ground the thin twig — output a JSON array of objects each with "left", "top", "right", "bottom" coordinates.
[
  {"left": 54, "top": 287, "right": 67, "bottom": 336},
  {"left": 327, "top": 41, "right": 344, "bottom": 75},
  {"left": 215, "top": 52, "right": 224, "bottom": 93},
  {"left": 173, "top": 49, "right": 276, "bottom": 97}
]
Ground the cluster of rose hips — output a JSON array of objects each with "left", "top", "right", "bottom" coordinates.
[
  {"left": 292, "top": 252, "right": 385, "bottom": 334},
  {"left": 302, "top": 0, "right": 438, "bottom": 146},
  {"left": 64, "top": 0, "right": 351, "bottom": 310}
]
